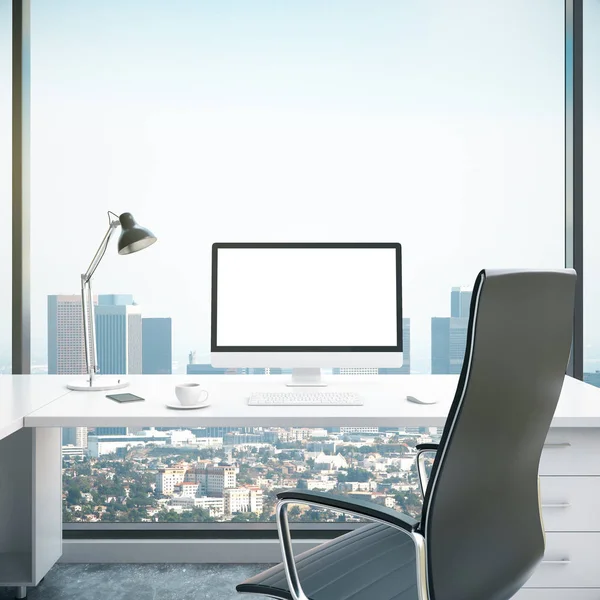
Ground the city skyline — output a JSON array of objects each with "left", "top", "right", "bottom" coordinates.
[
  {"left": 431, "top": 287, "right": 472, "bottom": 374},
  {"left": 5, "top": 0, "right": 594, "bottom": 375},
  {"left": 62, "top": 422, "right": 442, "bottom": 524},
  {"left": 29, "top": 288, "right": 600, "bottom": 381},
  {"left": 47, "top": 293, "right": 173, "bottom": 376}
]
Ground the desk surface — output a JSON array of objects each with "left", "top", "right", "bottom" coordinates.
[
  {"left": 21, "top": 374, "right": 600, "bottom": 429},
  {"left": 0, "top": 376, "right": 72, "bottom": 440}
]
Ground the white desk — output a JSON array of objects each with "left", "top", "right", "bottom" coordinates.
[
  {"left": 0, "top": 376, "right": 72, "bottom": 441},
  {"left": 23, "top": 373, "right": 600, "bottom": 428},
  {"left": 3, "top": 374, "right": 600, "bottom": 599},
  {"left": 25, "top": 374, "right": 459, "bottom": 428},
  {"left": 0, "top": 377, "right": 68, "bottom": 592}
]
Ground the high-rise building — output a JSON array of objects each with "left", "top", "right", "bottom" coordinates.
[
  {"left": 62, "top": 426, "right": 88, "bottom": 449},
  {"left": 95, "top": 427, "right": 129, "bottom": 436},
  {"left": 223, "top": 487, "right": 263, "bottom": 515},
  {"left": 62, "top": 428, "right": 74, "bottom": 446},
  {"left": 431, "top": 316, "right": 469, "bottom": 374},
  {"left": 169, "top": 496, "right": 225, "bottom": 517},
  {"left": 142, "top": 318, "right": 172, "bottom": 374},
  {"left": 156, "top": 465, "right": 187, "bottom": 495},
  {"left": 205, "top": 465, "right": 237, "bottom": 494},
  {"left": 432, "top": 285, "right": 471, "bottom": 375},
  {"left": 158, "top": 463, "right": 237, "bottom": 497},
  {"left": 63, "top": 427, "right": 77, "bottom": 446},
  {"left": 431, "top": 317, "right": 450, "bottom": 374},
  {"left": 339, "top": 427, "right": 379, "bottom": 434},
  {"left": 193, "top": 426, "right": 249, "bottom": 438},
  {"left": 223, "top": 432, "right": 264, "bottom": 445},
  {"left": 76, "top": 427, "right": 88, "bottom": 448},
  {"left": 451, "top": 287, "right": 472, "bottom": 318},
  {"left": 448, "top": 318, "right": 469, "bottom": 371},
  {"left": 95, "top": 295, "right": 142, "bottom": 375},
  {"left": 48, "top": 294, "right": 97, "bottom": 375}
]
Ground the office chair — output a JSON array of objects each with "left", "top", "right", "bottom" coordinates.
[{"left": 236, "top": 268, "right": 577, "bottom": 600}]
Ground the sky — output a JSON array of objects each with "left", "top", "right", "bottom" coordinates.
[{"left": 1, "top": 0, "right": 599, "bottom": 373}]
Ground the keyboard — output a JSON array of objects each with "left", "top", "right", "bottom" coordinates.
[{"left": 248, "top": 391, "right": 364, "bottom": 406}]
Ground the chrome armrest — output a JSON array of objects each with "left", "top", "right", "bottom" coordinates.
[
  {"left": 416, "top": 443, "right": 439, "bottom": 497},
  {"left": 275, "top": 490, "right": 428, "bottom": 600}
]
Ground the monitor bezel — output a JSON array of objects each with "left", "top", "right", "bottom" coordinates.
[{"left": 211, "top": 242, "right": 402, "bottom": 353}]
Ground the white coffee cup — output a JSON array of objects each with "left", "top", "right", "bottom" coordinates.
[{"left": 175, "top": 383, "right": 209, "bottom": 406}]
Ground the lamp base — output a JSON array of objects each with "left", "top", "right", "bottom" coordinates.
[{"left": 67, "top": 376, "right": 129, "bottom": 391}]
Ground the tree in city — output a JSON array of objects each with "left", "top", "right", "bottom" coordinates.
[
  {"left": 337, "top": 468, "right": 373, "bottom": 483},
  {"left": 230, "top": 512, "right": 261, "bottom": 522},
  {"left": 287, "top": 505, "right": 302, "bottom": 521},
  {"left": 157, "top": 509, "right": 184, "bottom": 523},
  {"left": 304, "top": 509, "right": 327, "bottom": 522},
  {"left": 66, "top": 486, "right": 82, "bottom": 505},
  {"left": 63, "top": 508, "right": 75, "bottom": 523},
  {"left": 188, "top": 507, "right": 216, "bottom": 523}
]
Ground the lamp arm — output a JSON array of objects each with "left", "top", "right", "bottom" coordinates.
[
  {"left": 81, "top": 276, "right": 97, "bottom": 381},
  {"left": 82, "top": 218, "right": 120, "bottom": 283},
  {"left": 80, "top": 214, "right": 121, "bottom": 385}
]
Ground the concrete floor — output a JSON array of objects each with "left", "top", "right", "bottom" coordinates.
[{"left": 0, "top": 564, "right": 271, "bottom": 600}]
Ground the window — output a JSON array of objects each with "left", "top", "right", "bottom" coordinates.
[
  {"left": 31, "top": 0, "right": 564, "bottom": 523},
  {"left": 583, "top": 0, "right": 600, "bottom": 386},
  {"left": 0, "top": 1, "right": 10, "bottom": 374}
]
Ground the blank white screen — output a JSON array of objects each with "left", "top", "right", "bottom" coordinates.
[{"left": 216, "top": 247, "right": 398, "bottom": 347}]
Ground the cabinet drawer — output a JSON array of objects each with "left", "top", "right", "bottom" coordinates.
[
  {"left": 525, "top": 532, "right": 600, "bottom": 588},
  {"left": 540, "top": 477, "right": 600, "bottom": 531},
  {"left": 513, "top": 590, "right": 600, "bottom": 599},
  {"left": 540, "top": 429, "right": 600, "bottom": 475}
]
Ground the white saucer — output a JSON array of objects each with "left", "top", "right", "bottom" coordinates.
[{"left": 165, "top": 401, "right": 210, "bottom": 410}]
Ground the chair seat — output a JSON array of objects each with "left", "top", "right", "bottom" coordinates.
[{"left": 236, "top": 523, "right": 418, "bottom": 600}]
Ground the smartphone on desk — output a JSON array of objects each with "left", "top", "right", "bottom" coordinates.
[{"left": 106, "top": 393, "right": 145, "bottom": 403}]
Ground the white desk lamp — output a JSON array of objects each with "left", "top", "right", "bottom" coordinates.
[{"left": 67, "top": 211, "right": 157, "bottom": 391}]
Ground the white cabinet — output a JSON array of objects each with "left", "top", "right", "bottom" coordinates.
[
  {"left": 527, "top": 533, "right": 600, "bottom": 587},
  {"left": 0, "top": 427, "right": 62, "bottom": 586},
  {"left": 540, "top": 429, "right": 600, "bottom": 475},
  {"left": 521, "top": 428, "right": 600, "bottom": 594},
  {"left": 540, "top": 477, "right": 600, "bottom": 531}
]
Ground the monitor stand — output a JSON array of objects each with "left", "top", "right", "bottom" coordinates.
[{"left": 286, "top": 368, "right": 328, "bottom": 387}]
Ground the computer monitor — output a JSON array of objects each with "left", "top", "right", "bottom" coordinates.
[{"left": 211, "top": 243, "right": 403, "bottom": 386}]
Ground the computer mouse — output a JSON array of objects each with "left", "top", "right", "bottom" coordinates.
[{"left": 406, "top": 395, "right": 438, "bottom": 405}]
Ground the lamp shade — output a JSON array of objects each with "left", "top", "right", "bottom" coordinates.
[{"left": 117, "top": 212, "right": 157, "bottom": 255}]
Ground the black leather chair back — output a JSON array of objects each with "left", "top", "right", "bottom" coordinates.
[{"left": 422, "top": 269, "right": 576, "bottom": 600}]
